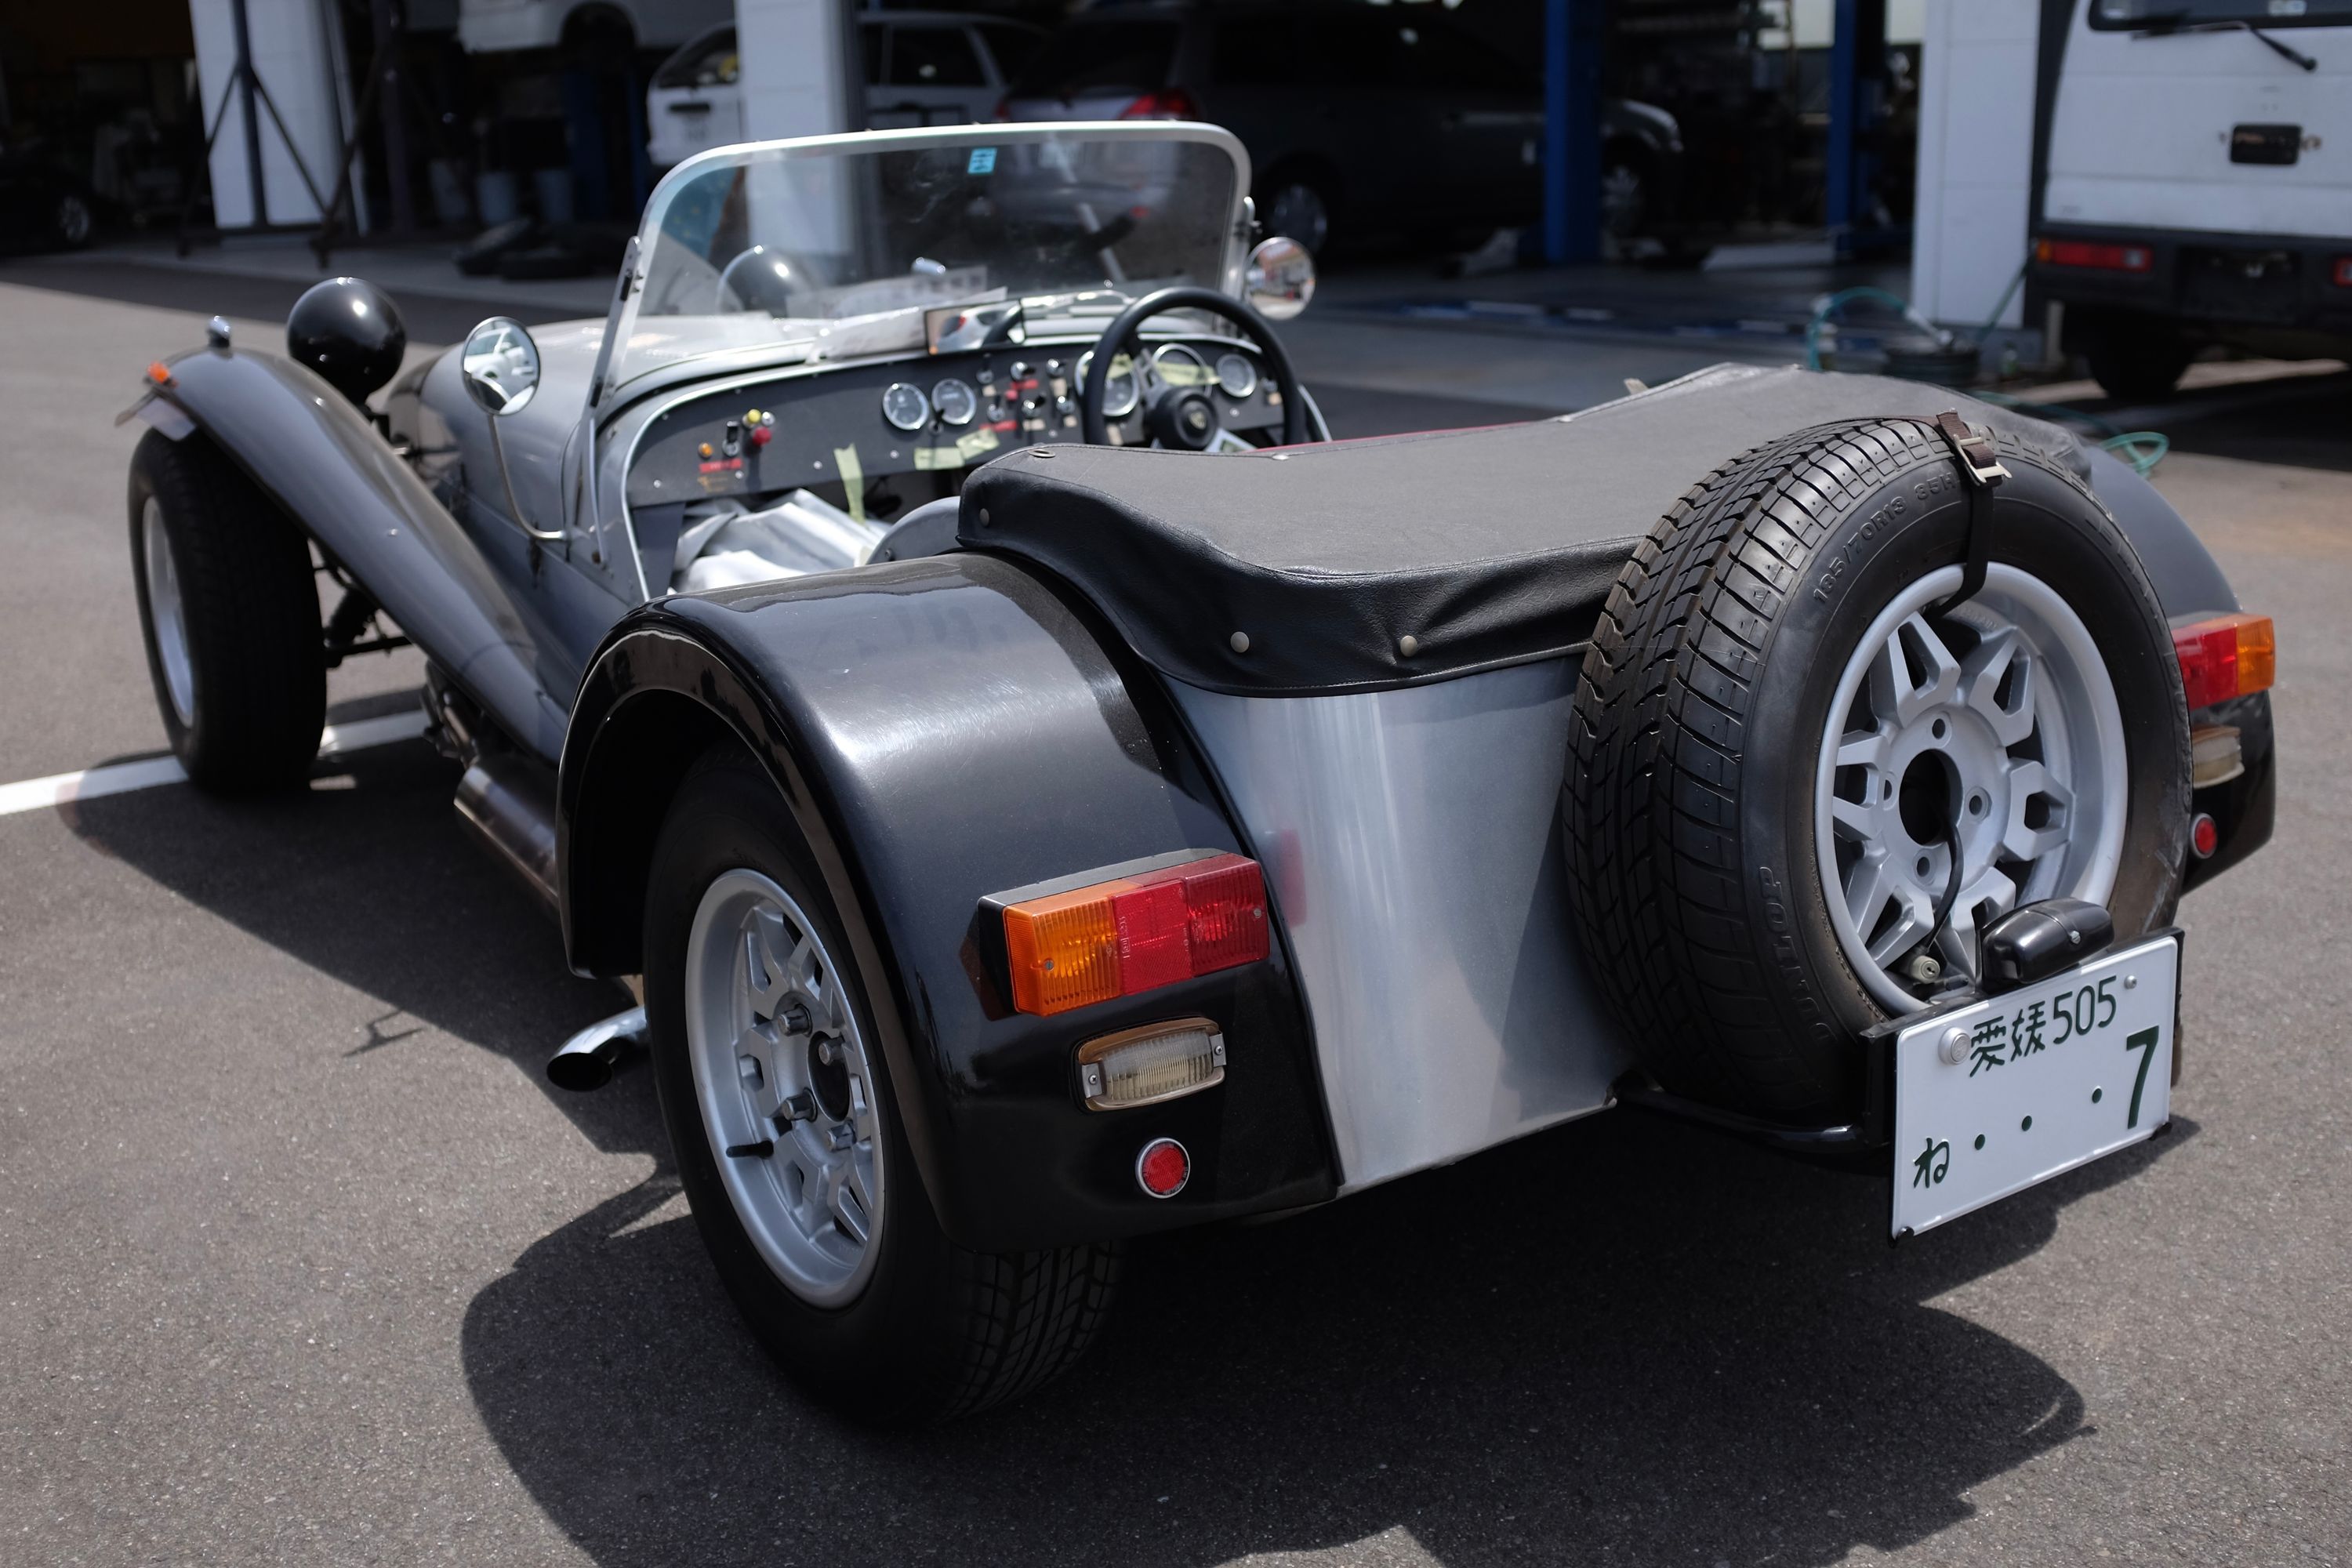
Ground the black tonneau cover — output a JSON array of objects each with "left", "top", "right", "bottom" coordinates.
[{"left": 957, "top": 365, "right": 2085, "bottom": 697}]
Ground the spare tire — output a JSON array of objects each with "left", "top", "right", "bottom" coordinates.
[{"left": 1565, "top": 418, "right": 2190, "bottom": 1124}]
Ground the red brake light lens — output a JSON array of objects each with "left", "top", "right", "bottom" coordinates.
[
  {"left": 2333, "top": 256, "right": 2352, "bottom": 288},
  {"left": 1120, "top": 87, "right": 1200, "bottom": 121},
  {"left": 2173, "top": 613, "right": 2275, "bottom": 710},
  {"left": 998, "top": 852, "right": 1270, "bottom": 1016},
  {"left": 2034, "top": 237, "right": 2153, "bottom": 273}
]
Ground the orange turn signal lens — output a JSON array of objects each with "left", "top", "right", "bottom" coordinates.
[
  {"left": 2173, "top": 613, "right": 2274, "bottom": 710},
  {"left": 996, "top": 852, "right": 1270, "bottom": 1017}
]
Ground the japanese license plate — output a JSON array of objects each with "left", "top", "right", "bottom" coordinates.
[{"left": 1890, "top": 934, "right": 2179, "bottom": 1239}]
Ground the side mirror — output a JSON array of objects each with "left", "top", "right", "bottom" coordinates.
[
  {"left": 1245, "top": 236, "right": 1316, "bottom": 322},
  {"left": 461, "top": 317, "right": 541, "bottom": 416}
]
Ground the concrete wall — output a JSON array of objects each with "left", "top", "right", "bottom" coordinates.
[
  {"left": 735, "top": 0, "right": 853, "bottom": 143},
  {"left": 1910, "top": 0, "right": 2039, "bottom": 329},
  {"left": 191, "top": 0, "right": 357, "bottom": 229}
]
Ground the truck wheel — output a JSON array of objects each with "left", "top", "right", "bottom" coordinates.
[
  {"left": 127, "top": 430, "right": 325, "bottom": 793},
  {"left": 1565, "top": 419, "right": 2190, "bottom": 1123},
  {"left": 2083, "top": 330, "right": 2192, "bottom": 404},
  {"left": 643, "top": 751, "right": 1120, "bottom": 1425}
]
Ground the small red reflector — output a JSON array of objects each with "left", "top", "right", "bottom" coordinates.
[
  {"left": 2334, "top": 257, "right": 2352, "bottom": 288},
  {"left": 2034, "top": 237, "right": 2153, "bottom": 273},
  {"left": 1000, "top": 853, "right": 1270, "bottom": 1017},
  {"left": 2173, "top": 613, "right": 2276, "bottom": 710},
  {"left": 2190, "top": 813, "right": 2219, "bottom": 858},
  {"left": 1136, "top": 1137, "right": 1189, "bottom": 1198}
]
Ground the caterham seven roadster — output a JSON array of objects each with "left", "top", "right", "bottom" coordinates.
[{"left": 117, "top": 123, "right": 2276, "bottom": 1424}]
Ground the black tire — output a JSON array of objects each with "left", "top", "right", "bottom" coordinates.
[
  {"left": 644, "top": 750, "right": 1120, "bottom": 1425},
  {"left": 2083, "top": 329, "right": 2192, "bottom": 404},
  {"left": 1258, "top": 169, "right": 1334, "bottom": 257},
  {"left": 127, "top": 430, "right": 325, "bottom": 794},
  {"left": 1565, "top": 419, "right": 2190, "bottom": 1123}
]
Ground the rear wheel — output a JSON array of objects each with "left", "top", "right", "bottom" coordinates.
[
  {"left": 644, "top": 751, "right": 1120, "bottom": 1424},
  {"left": 1261, "top": 173, "right": 1333, "bottom": 256},
  {"left": 127, "top": 430, "right": 325, "bottom": 793},
  {"left": 1565, "top": 419, "right": 2190, "bottom": 1122}
]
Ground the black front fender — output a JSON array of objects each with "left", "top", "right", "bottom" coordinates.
[
  {"left": 559, "top": 554, "right": 1335, "bottom": 1251},
  {"left": 140, "top": 344, "right": 567, "bottom": 760}
]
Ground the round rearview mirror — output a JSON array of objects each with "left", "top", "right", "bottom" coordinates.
[
  {"left": 461, "top": 317, "right": 541, "bottom": 416},
  {"left": 1245, "top": 236, "right": 1316, "bottom": 322}
]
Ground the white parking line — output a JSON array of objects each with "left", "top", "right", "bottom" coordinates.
[{"left": 0, "top": 710, "right": 430, "bottom": 819}]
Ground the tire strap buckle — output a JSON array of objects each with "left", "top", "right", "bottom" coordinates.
[{"left": 1922, "top": 409, "right": 2008, "bottom": 615}]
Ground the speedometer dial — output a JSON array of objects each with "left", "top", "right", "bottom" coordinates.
[
  {"left": 1151, "top": 344, "right": 1213, "bottom": 389},
  {"left": 1214, "top": 352, "right": 1258, "bottom": 399},
  {"left": 880, "top": 382, "right": 931, "bottom": 432},
  {"left": 1076, "top": 351, "right": 1140, "bottom": 419},
  {"left": 931, "top": 378, "right": 978, "bottom": 427}
]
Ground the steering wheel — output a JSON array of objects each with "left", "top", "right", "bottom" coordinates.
[{"left": 1079, "top": 285, "right": 1313, "bottom": 449}]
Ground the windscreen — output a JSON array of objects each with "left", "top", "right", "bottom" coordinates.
[
  {"left": 611, "top": 125, "right": 1245, "bottom": 392},
  {"left": 2090, "top": 0, "right": 2352, "bottom": 26}
]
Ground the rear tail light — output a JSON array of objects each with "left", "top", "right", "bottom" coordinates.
[
  {"left": 995, "top": 851, "right": 1269, "bottom": 1016},
  {"left": 2034, "top": 237, "right": 2153, "bottom": 273},
  {"left": 1120, "top": 87, "right": 1200, "bottom": 121},
  {"left": 1077, "top": 1018, "right": 1225, "bottom": 1110},
  {"left": 2333, "top": 256, "right": 2352, "bottom": 288},
  {"left": 2173, "top": 612, "right": 2276, "bottom": 710},
  {"left": 991, "top": 96, "right": 1011, "bottom": 121}
]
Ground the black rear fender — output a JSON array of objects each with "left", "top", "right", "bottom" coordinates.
[
  {"left": 560, "top": 554, "right": 1336, "bottom": 1251},
  {"left": 132, "top": 346, "right": 566, "bottom": 760}
]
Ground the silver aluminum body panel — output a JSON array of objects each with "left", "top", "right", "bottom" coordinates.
[{"left": 1172, "top": 657, "right": 1629, "bottom": 1193}]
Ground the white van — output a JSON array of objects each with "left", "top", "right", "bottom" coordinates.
[
  {"left": 646, "top": 13, "right": 1047, "bottom": 172},
  {"left": 2034, "top": 0, "right": 2350, "bottom": 400}
]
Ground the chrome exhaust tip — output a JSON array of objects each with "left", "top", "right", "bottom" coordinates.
[{"left": 547, "top": 1005, "right": 649, "bottom": 1093}]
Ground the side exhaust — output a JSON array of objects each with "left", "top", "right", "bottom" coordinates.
[
  {"left": 453, "top": 750, "right": 559, "bottom": 911},
  {"left": 548, "top": 1005, "right": 650, "bottom": 1093}
]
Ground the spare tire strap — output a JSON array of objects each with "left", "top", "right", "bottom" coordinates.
[{"left": 1915, "top": 410, "right": 2009, "bottom": 616}]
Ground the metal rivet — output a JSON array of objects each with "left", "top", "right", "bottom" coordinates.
[
  {"left": 1398, "top": 634, "right": 1419, "bottom": 658},
  {"left": 1270, "top": 453, "right": 1290, "bottom": 461},
  {"left": 1229, "top": 631, "right": 1250, "bottom": 654},
  {"left": 2124, "top": 974, "right": 2137, "bottom": 989},
  {"left": 1033, "top": 448, "right": 1054, "bottom": 459},
  {"left": 978, "top": 507, "right": 990, "bottom": 526}
]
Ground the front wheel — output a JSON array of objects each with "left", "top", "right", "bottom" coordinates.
[
  {"left": 127, "top": 430, "right": 325, "bottom": 793},
  {"left": 644, "top": 751, "right": 1120, "bottom": 1424}
]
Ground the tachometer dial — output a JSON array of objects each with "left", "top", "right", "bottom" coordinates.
[
  {"left": 1214, "top": 351, "right": 1258, "bottom": 399},
  {"left": 931, "top": 378, "right": 978, "bottom": 427},
  {"left": 880, "top": 382, "right": 931, "bottom": 432},
  {"left": 1075, "top": 351, "right": 1140, "bottom": 419}
]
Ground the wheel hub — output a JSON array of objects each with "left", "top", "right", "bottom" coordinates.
[
  {"left": 684, "top": 868, "right": 885, "bottom": 1306},
  {"left": 1815, "top": 564, "right": 2129, "bottom": 1011}
]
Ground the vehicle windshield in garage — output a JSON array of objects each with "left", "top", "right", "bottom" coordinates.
[{"left": 612, "top": 126, "right": 1244, "bottom": 393}]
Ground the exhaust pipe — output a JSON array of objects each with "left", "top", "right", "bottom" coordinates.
[
  {"left": 453, "top": 751, "right": 559, "bottom": 912},
  {"left": 548, "top": 1005, "right": 649, "bottom": 1092}
]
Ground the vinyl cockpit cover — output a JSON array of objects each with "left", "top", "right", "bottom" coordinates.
[{"left": 957, "top": 365, "right": 2086, "bottom": 696}]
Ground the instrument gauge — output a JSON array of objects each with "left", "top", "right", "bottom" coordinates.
[
  {"left": 880, "top": 382, "right": 931, "bottom": 432},
  {"left": 1214, "top": 352, "right": 1258, "bottom": 400},
  {"left": 1075, "top": 351, "right": 1141, "bottom": 419},
  {"left": 931, "top": 378, "right": 978, "bottom": 427},
  {"left": 1150, "top": 343, "right": 1213, "bottom": 390}
]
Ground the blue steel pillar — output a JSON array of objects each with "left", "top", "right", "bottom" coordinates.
[
  {"left": 1825, "top": 0, "right": 1888, "bottom": 241},
  {"left": 1541, "top": 0, "right": 1603, "bottom": 265}
]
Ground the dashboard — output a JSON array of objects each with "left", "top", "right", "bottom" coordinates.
[{"left": 621, "top": 335, "right": 1290, "bottom": 524}]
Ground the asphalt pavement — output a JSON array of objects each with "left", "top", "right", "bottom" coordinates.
[{"left": 1, "top": 258, "right": 2347, "bottom": 1568}]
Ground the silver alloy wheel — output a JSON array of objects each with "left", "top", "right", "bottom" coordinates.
[
  {"left": 684, "top": 867, "right": 885, "bottom": 1307},
  {"left": 141, "top": 496, "right": 196, "bottom": 728},
  {"left": 1814, "top": 563, "right": 2129, "bottom": 1013},
  {"left": 1265, "top": 182, "right": 1330, "bottom": 256}
]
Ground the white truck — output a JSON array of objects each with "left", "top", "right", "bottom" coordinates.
[{"left": 2034, "top": 0, "right": 2351, "bottom": 400}]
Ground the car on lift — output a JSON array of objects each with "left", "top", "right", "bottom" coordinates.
[{"left": 117, "top": 121, "right": 2276, "bottom": 1426}]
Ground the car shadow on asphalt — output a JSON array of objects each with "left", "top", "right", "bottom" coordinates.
[{"left": 60, "top": 722, "right": 2191, "bottom": 1566}]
